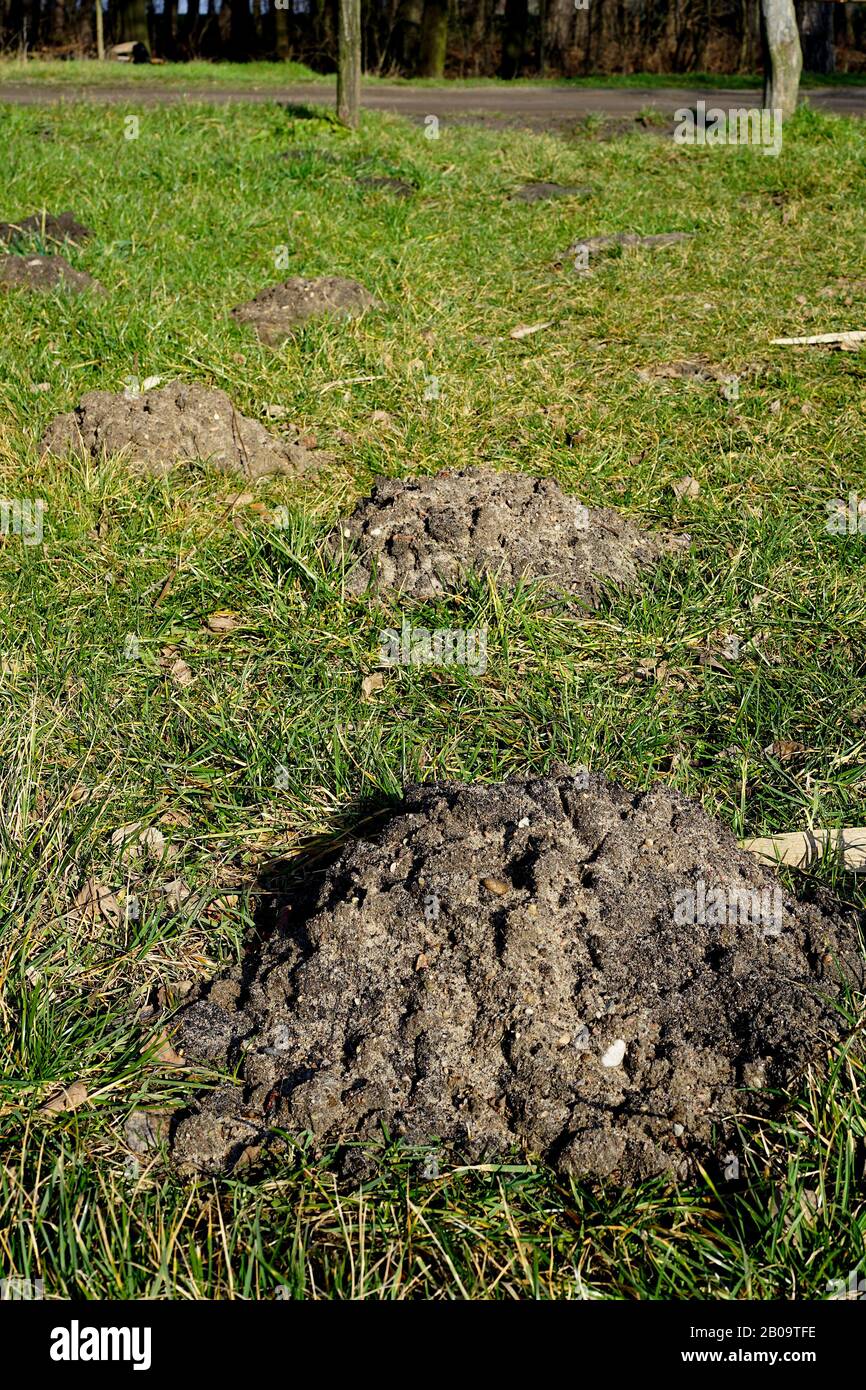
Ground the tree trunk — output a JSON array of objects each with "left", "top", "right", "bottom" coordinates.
[
  {"left": 795, "top": 1, "right": 835, "bottom": 74},
  {"left": 157, "top": 0, "right": 176, "bottom": 59},
  {"left": 417, "top": 0, "right": 447, "bottom": 77},
  {"left": 116, "top": 0, "right": 149, "bottom": 46},
  {"left": 95, "top": 0, "right": 104, "bottom": 57},
  {"left": 395, "top": 0, "right": 423, "bottom": 72},
  {"left": 761, "top": 0, "right": 802, "bottom": 117},
  {"left": 499, "top": 0, "right": 527, "bottom": 78},
  {"left": 275, "top": 1, "right": 291, "bottom": 59},
  {"left": 337, "top": 0, "right": 362, "bottom": 128}
]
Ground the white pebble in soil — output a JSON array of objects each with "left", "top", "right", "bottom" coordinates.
[{"left": 601, "top": 1039, "right": 626, "bottom": 1068}]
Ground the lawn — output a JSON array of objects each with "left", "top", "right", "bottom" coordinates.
[
  {"left": 3, "top": 57, "right": 865, "bottom": 89},
  {"left": 0, "top": 94, "right": 864, "bottom": 1300}
]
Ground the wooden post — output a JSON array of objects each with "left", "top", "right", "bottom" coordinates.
[
  {"left": 337, "top": 0, "right": 362, "bottom": 129},
  {"left": 95, "top": 0, "right": 105, "bottom": 60}
]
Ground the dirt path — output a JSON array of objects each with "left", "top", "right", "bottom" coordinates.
[{"left": 1, "top": 79, "right": 865, "bottom": 123}]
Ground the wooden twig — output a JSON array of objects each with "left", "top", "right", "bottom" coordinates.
[
  {"left": 741, "top": 828, "right": 866, "bottom": 873},
  {"left": 770, "top": 331, "right": 866, "bottom": 347}
]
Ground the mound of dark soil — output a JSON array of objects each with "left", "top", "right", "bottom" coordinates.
[
  {"left": 232, "top": 276, "right": 378, "bottom": 346},
  {"left": 512, "top": 182, "right": 592, "bottom": 202},
  {"left": 561, "top": 231, "right": 693, "bottom": 268},
  {"left": 0, "top": 211, "right": 92, "bottom": 245},
  {"left": 171, "top": 773, "right": 863, "bottom": 1182},
  {"left": 40, "top": 381, "right": 328, "bottom": 478},
  {"left": 0, "top": 254, "right": 103, "bottom": 294},
  {"left": 357, "top": 175, "right": 415, "bottom": 198},
  {"left": 325, "top": 467, "right": 685, "bottom": 604},
  {"left": 636, "top": 358, "right": 728, "bottom": 384}
]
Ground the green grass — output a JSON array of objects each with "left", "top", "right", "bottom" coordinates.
[
  {"left": 0, "top": 57, "right": 323, "bottom": 85},
  {"left": 0, "top": 96, "right": 865, "bottom": 1300},
  {"left": 3, "top": 58, "right": 864, "bottom": 90}
]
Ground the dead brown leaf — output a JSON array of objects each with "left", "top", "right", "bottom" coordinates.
[
  {"left": 73, "top": 878, "right": 121, "bottom": 926},
  {"left": 636, "top": 657, "right": 669, "bottom": 682},
  {"left": 764, "top": 739, "right": 805, "bottom": 762},
  {"left": 361, "top": 670, "right": 386, "bottom": 700},
  {"left": 698, "top": 652, "right": 730, "bottom": 673},
  {"left": 671, "top": 476, "right": 700, "bottom": 501},
  {"left": 110, "top": 824, "right": 167, "bottom": 861},
  {"left": 169, "top": 657, "right": 194, "bottom": 687},
  {"left": 369, "top": 410, "right": 395, "bottom": 429},
  {"left": 161, "top": 878, "right": 192, "bottom": 912},
  {"left": 205, "top": 610, "right": 239, "bottom": 635},
  {"left": 39, "top": 1080, "right": 89, "bottom": 1115},
  {"left": 144, "top": 1028, "right": 186, "bottom": 1068}
]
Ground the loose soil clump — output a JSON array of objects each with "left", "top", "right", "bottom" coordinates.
[
  {"left": 636, "top": 358, "right": 738, "bottom": 388},
  {"left": 40, "top": 381, "right": 327, "bottom": 478},
  {"left": 572, "top": 231, "right": 693, "bottom": 254},
  {"left": 232, "top": 275, "right": 378, "bottom": 346},
  {"left": 357, "top": 175, "right": 415, "bottom": 198},
  {"left": 0, "top": 253, "right": 103, "bottom": 294},
  {"left": 0, "top": 210, "right": 92, "bottom": 245},
  {"left": 326, "top": 467, "right": 685, "bottom": 604},
  {"left": 171, "top": 773, "right": 863, "bottom": 1182},
  {"left": 512, "top": 182, "right": 592, "bottom": 202},
  {"left": 560, "top": 231, "right": 693, "bottom": 270}
]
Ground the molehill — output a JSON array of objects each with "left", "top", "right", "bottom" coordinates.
[
  {"left": 0, "top": 254, "right": 103, "bottom": 294},
  {"left": 170, "top": 773, "right": 863, "bottom": 1183},
  {"left": 40, "top": 382, "right": 327, "bottom": 478},
  {"left": 326, "top": 467, "right": 687, "bottom": 604},
  {"left": 0, "top": 210, "right": 93, "bottom": 245},
  {"left": 232, "top": 275, "right": 377, "bottom": 346}
]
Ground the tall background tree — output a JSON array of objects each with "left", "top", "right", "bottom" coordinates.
[
  {"left": 115, "top": 0, "right": 149, "bottom": 44},
  {"left": 2, "top": 0, "right": 864, "bottom": 78},
  {"left": 761, "top": 0, "right": 803, "bottom": 114},
  {"left": 795, "top": 0, "right": 835, "bottom": 72},
  {"left": 499, "top": 0, "right": 527, "bottom": 76},
  {"left": 418, "top": 0, "right": 448, "bottom": 76},
  {"left": 337, "top": 0, "right": 361, "bottom": 126}
]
